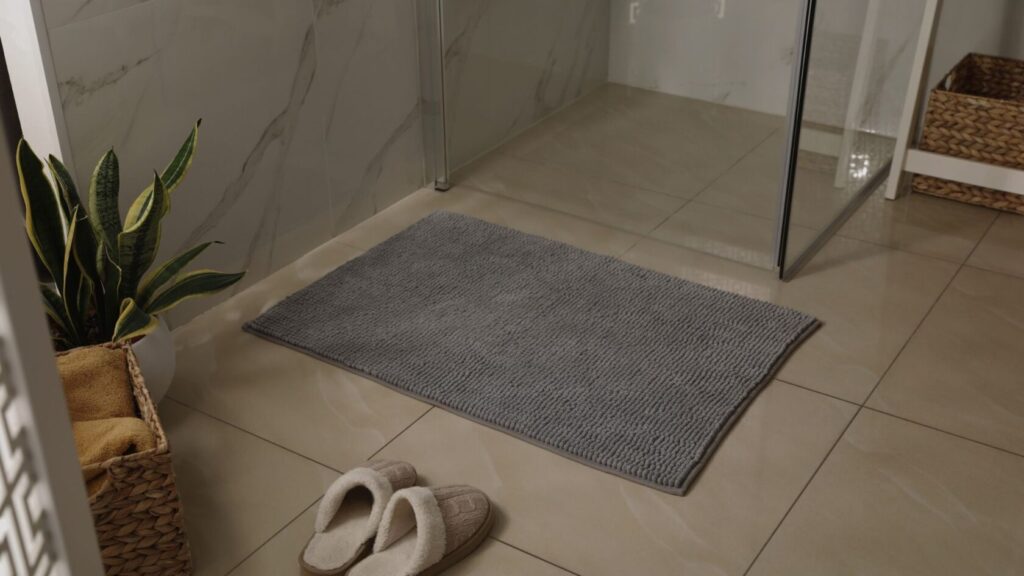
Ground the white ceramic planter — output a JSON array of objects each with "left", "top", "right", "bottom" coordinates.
[{"left": 131, "top": 317, "right": 176, "bottom": 404}]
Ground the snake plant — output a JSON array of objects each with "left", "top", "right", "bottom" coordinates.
[{"left": 17, "top": 120, "right": 245, "bottom": 349}]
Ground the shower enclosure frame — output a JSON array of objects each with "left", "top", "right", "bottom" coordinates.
[
  {"left": 417, "top": 0, "right": 452, "bottom": 192},
  {"left": 775, "top": 0, "right": 896, "bottom": 280}
]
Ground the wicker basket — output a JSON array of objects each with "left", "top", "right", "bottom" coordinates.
[
  {"left": 913, "top": 53, "right": 1024, "bottom": 214},
  {"left": 59, "top": 343, "right": 193, "bottom": 575}
]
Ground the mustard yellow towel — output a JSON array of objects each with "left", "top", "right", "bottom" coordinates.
[
  {"left": 57, "top": 347, "right": 135, "bottom": 421},
  {"left": 74, "top": 418, "right": 157, "bottom": 497}
]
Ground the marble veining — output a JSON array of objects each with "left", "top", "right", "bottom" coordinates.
[
  {"left": 443, "top": 0, "right": 610, "bottom": 169},
  {"left": 43, "top": 0, "right": 425, "bottom": 326}
]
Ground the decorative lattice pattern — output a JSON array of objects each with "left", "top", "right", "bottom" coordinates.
[{"left": 0, "top": 356, "right": 58, "bottom": 575}]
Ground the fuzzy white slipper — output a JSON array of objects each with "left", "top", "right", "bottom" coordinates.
[
  {"left": 299, "top": 460, "right": 417, "bottom": 575},
  {"left": 348, "top": 485, "right": 495, "bottom": 576}
]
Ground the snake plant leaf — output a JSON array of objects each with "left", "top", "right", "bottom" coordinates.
[
  {"left": 126, "top": 119, "right": 200, "bottom": 225},
  {"left": 147, "top": 269, "right": 245, "bottom": 315},
  {"left": 76, "top": 273, "right": 94, "bottom": 338},
  {"left": 68, "top": 205, "right": 100, "bottom": 290},
  {"left": 50, "top": 157, "right": 100, "bottom": 311},
  {"left": 17, "top": 140, "right": 66, "bottom": 284},
  {"left": 47, "top": 155, "right": 82, "bottom": 215},
  {"left": 112, "top": 298, "right": 158, "bottom": 343},
  {"left": 40, "top": 283, "right": 74, "bottom": 344},
  {"left": 61, "top": 208, "right": 85, "bottom": 343},
  {"left": 98, "top": 247, "right": 122, "bottom": 337},
  {"left": 137, "top": 241, "right": 220, "bottom": 308},
  {"left": 159, "top": 119, "right": 201, "bottom": 195},
  {"left": 88, "top": 149, "right": 122, "bottom": 254},
  {"left": 117, "top": 172, "right": 168, "bottom": 301}
]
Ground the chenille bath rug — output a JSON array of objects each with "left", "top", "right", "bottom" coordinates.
[{"left": 245, "top": 211, "right": 818, "bottom": 494}]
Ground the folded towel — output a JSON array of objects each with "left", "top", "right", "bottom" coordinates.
[
  {"left": 57, "top": 347, "right": 135, "bottom": 421},
  {"left": 73, "top": 418, "right": 157, "bottom": 496}
]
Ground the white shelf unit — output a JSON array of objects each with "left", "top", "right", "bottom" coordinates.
[{"left": 886, "top": 0, "right": 1024, "bottom": 202}]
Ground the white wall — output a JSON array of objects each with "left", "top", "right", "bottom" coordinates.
[
  {"left": 608, "top": 0, "right": 800, "bottom": 117},
  {"left": 928, "top": 0, "right": 1024, "bottom": 88},
  {"left": 608, "top": 0, "right": 1022, "bottom": 137}
]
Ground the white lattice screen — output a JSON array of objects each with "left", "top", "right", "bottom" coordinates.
[{"left": 0, "top": 354, "right": 56, "bottom": 575}]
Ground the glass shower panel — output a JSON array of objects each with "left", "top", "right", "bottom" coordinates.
[
  {"left": 439, "top": 0, "right": 803, "bottom": 270},
  {"left": 779, "top": 0, "right": 927, "bottom": 277}
]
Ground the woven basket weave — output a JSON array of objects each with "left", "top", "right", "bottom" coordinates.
[
  {"left": 59, "top": 343, "right": 192, "bottom": 575},
  {"left": 913, "top": 53, "right": 1024, "bottom": 214}
]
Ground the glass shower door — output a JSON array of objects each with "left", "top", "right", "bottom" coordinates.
[
  {"left": 778, "top": 0, "right": 928, "bottom": 278},
  {"left": 433, "top": 0, "right": 803, "bottom": 270}
]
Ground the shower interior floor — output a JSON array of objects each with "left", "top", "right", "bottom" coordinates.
[{"left": 453, "top": 82, "right": 893, "bottom": 269}]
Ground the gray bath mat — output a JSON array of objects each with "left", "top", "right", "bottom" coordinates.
[{"left": 245, "top": 212, "right": 818, "bottom": 494}]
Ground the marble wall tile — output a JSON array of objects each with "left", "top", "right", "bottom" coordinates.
[
  {"left": 315, "top": 0, "right": 425, "bottom": 235},
  {"left": 44, "top": 0, "right": 425, "bottom": 326},
  {"left": 42, "top": 0, "right": 151, "bottom": 30},
  {"left": 443, "top": 0, "right": 610, "bottom": 169}
]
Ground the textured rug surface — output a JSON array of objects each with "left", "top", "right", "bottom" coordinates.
[{"left": 245, "top": 212, "right": 819, "bottom": 494}]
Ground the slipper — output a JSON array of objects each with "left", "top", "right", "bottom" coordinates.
[
  {"left": 348, "top": 485, "right": 495, "bottom": 576},
  {"left": 300, "top": 460, "right": 418, "bottom": 575}
]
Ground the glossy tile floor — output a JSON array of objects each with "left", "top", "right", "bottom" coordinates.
[
  {"left": 455, "top": 84, "right": 892, "bottom": 270},
  {"left": 163, "top": 89, "right": 1024, "bottom": 575}
]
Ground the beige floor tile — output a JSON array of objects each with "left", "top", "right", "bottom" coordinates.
[
  {"left": 231, "top": 501, "right": 573, "bottom": 576},
  {"left": 517, "top": 87, "right": 779, "bottom": 199},
  {"left": 169, "top": 238, "right": 430, "bottom": 472},
  {"left": 376, "top": 382, "right": 855, "bottom": 576},
  {"left": 338, "top": 186, "right": 642, "bottom": 257},
  {"left": 698, "top": 131, "right": 894, "bottom": 237},
  {"left": 693, "top": 132, "right": 789, "bottom": 220},
  {"left": 456, "top": 153, "right": 685, "bottom": 234},
  {"left": 651, "top": 201, "right": 817, "bottom": 270},
  {"left": 839, "top": 191, "right": 997, "bottom": 263},
  {"left": 696, "top": 134, "right": 853, "bottom": 231},
  {"left": 868, "top": 267, "right": 1024, "bottom": 454},
  {"left": 967, "top": 213, "right": 1024, "bottom": 279},
  {"left": 159, "top": 401, "right": 338, "bottom": 576},
  {"left": 622, "top": 236, "right": 958, "bottom": 403},
  {"left": 748, "top": 410, "right": 1024, "bottom": 576}
]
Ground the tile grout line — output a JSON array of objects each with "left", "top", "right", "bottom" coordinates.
[
  {"left": 222, "top": 497, "right": 321, "bottom": 576},
  {"left": 739, "top": 404, "right": 859, "bottom": 575},
  {"left": 742, "top": 213, "right": 1001, "bottom": 575},
  {"left": 456, "top": 121, "right": 780, "bottom": 242},
  {"left": 962, "top": 261, "right": 1024, "bottom": 282},
  {"left": 765, "top": 379, "right": 1024, "bottom": 464},
  {"left": 163, "top": 397, "right": 348, "bottom": 473},
  {"left": 860, "top": 212, "right": 999, "bottom": 408},
  {"left": 161, "top": 397, "right": 350, "bottom": 473},
  {"left": 456, "top": 175, "right": 979, "bottom": 274},
  {"left": 164, "top": 399, "right": 432, "bottom": 574},
  {"left": 862, "top": 406, "right": 1024, "bottom": 461},
  {"left": 491, "top": 537, "right": 585, "bottom": 576},
  {"left": 775, "top": 379, "right": 859, "bottom": 407},
  {"left": 455, "top": 180, "right": 672, "bottom": 239},
  {"left": 469, "top": 150, "right": 688, "bottom": 202},
  {"left": 775, "top": 378, "right": 1024, "bottom": 463},
  {"left": 643, "top": 126, "right": 782, "bottom": 238},
  {"left": 200, "top": 399, "right": 582, "bottom": 576},
  {"left": 366, "top": 406, "right": 434, "bottom": 460}
]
